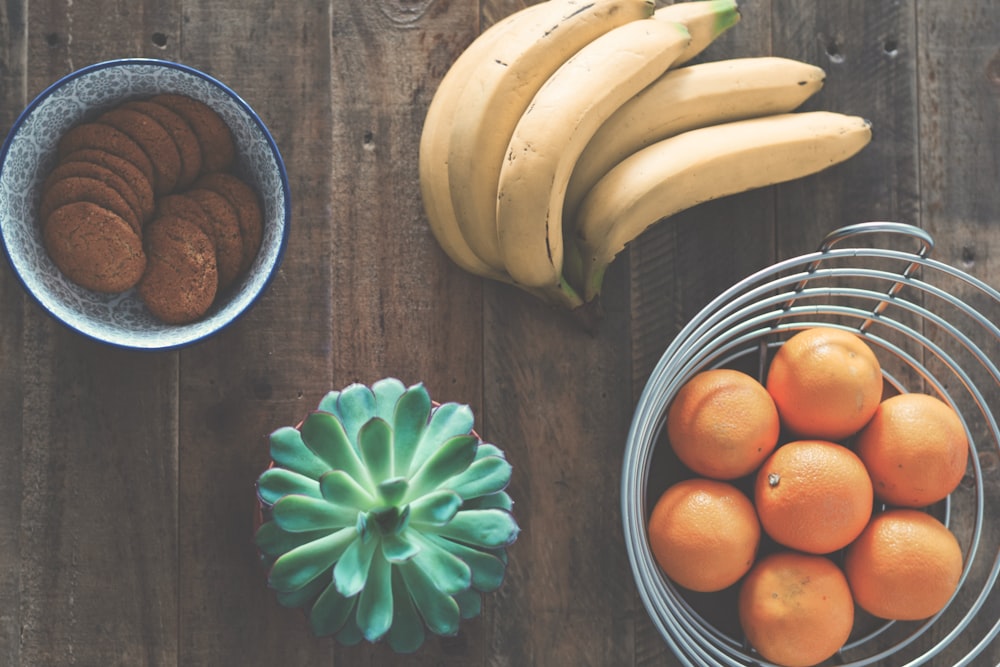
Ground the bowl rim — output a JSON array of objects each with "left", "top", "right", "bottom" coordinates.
[{"left": 0, "top": 57, "right": 292, "bottom": 351}]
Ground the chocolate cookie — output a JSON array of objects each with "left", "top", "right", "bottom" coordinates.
[
  {"left": 123, "top": 99, "right": 203, "bottom": 189},
  {"left": 42, "top": 160, "right": 144, "bottom": 233},
  {"left": 59, "top": 148, "right": 156, "bottom": 223},
  {"left": 40, "top": 175, "right": 142, "bottom": 236},
  {"left": 149, "top": 93, "right": 235, "bottom": 173},
  {"left": 137, "top": 215, "right": 218, "bottom": 324},
  {"left": 193, "top": 171, "right": 264, "bottom": 273},
  {"left": 184, "top": 188, "right": 244, "bottom": 292},
  {"left": 96, "top": 107, "right": 182, "bottom": 195},
  {"left": 57, "top": 123, "right": 156, "bottom": 186},
  {"left": 43, "top": 201, "right": 146, "bottom": 293}
]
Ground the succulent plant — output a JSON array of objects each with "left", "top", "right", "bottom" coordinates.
[{"left": 254, "top": 378, "right": 519, "bottom": 652}]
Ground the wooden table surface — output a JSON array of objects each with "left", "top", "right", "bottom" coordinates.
[{"left": 2, "top": 1, "right": 998, "bottom": 665}]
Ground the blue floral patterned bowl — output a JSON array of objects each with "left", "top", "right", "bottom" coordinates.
[{"left": 0, "top": 58, "right": 290, "bottom": 350}]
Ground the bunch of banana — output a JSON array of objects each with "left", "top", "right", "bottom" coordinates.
[{"left": 419, "top": 0, "right": 872, "bottom": 323}]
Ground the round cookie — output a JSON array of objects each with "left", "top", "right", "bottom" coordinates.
[
  {"left": 43, "top": 201, "right": 146, "bottom": 293},
  {"left": 40, "top": 175, "right": 142, "bottom": 236},
  {"left": 149, "top": 93, "right": 235, "bottom": 173},
  {"left": 123, "top": 99, "right": 203, "bottom": 189},
  {"left": 96, "top": 107, "right": 182, "bottom": 195},
  {"left": 194, "top": 171, "right": 264, "bottom": 273},
  {"left": 57, "top": 123, "right": 156, "bottom": 186},
  {"left": 137, "top": 215, "right": 218, "bottom": 324},
  {"left": 156, "top": 193, "right": 213, "bottom": 240},
  {"left": 184, "top": 188, "right": 244, "bottom": 292},
  {"left": 59, "top": 148, "right": 156, "bottom": 222},
  {"left": 42, "top": 160, "right": 144, "bottom": 233}
]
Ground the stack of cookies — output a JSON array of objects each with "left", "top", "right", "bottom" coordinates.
[{"left": 41, "top": 93, "right": 264, "bottom": 325}]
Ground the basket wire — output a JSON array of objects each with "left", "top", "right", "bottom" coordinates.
[{"left": 622, "top": 222, "right": 1000, "bottom": 667}]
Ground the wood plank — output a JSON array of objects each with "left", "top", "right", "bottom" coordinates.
[
  {"left": 628, "top": 3, "right": 776, "bottom": 664},
  {"left": 469, "top": 1, "right": 635, "bottom": 663},
  {"left": 915, "top": 1, "right": 1000, "bottom": 663},
  {"left": 0, "top": 2, "right": 27, "bottom": 663},
  {"left": 172, "top": 1, "right": 336, "bottom": 665},
  {"left": 11, "top": 3, "right": 184, "bottom": 665},
  {"left": 484, "top": 273, "right": 636, "bottom": 666},
  {"left": 325, "top": 0, "right": 488, "bottom": 663},
  {"left": 772, "top": 0, "right": 920, "bottom": 252}
]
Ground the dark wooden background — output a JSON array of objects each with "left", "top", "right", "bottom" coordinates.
[{"left": 1, "top": 0, "right": 998, "bottom": 665}]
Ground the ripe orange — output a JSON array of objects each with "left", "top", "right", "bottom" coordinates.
[
  {"left": 765, "top": 326, "right": 883, "bottom": 441},
  {"left": 844, "top": 509, "right": 963, "bottom": 621},
  {"left": 854, "top": 392, "right": 969, "bottom": 508},
  {"left": 754, "top": 439, "right": 873, "bottom": 554},
  {"left": 666, "top": 368, "right": 780, "bottom": 480},
  {"left": 738, "top": 550, "right": 854, "bottom": 667},
  {"left": 647, "top": 478, "right": 760, "bottom": 593}
]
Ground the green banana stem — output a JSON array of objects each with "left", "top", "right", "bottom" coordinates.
[{"left": 583, "top": 261, "right": 610, "bottom": 307}]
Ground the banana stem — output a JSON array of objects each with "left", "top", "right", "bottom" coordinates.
[{"left": 582, "top": 261, "right": 609, "bottom": 305}]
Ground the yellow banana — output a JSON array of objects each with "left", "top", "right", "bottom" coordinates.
[
  {"left": 496, "top": 18, "right": 692, "bottom": 296},
  {"left": 446, "top": 0, "right": 656, "bottom": 281},
  {"left": 418, "top": 4, "right": 549, "bottom": 284},
  {"left": 563, "top": 57, "right": 827, "bottom": 227},
  {"left": 655, "top": 0, "right": 741, "bottom": 65},
  {"left": 574, "top": 111, "right": 873, "bottom": 301}
]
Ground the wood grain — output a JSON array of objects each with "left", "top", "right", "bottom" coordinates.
[
  {"left": 0, "top": 3, "right": 26, "bottom": 664},
  {"left": 0, "top": 0, "right": 998, "bottom": 665}
]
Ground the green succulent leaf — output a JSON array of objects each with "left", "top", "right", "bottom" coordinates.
[
  {"left": 408, "top": 402, "right": 475, "bottom": 475},
  {"left": 453, "top": 587, "right": 483, "bottom": 620},
  {"left": 357, "top": 549, "right": 393, "bottom": 642},
  {"left": 316, "top": 390, "right": 341, "bottom": 415},
  {"left": 372, "top": 378, "right": 407, "bottom": 422},
  {"left": 334, "top": 530, "right": 379, "bottom": 598},
  {"left": 461, "top": 490, "right": 514, "bottom": 511},
  {"left": 320, "top": 470, "right": 376, "bottom": 511},
  {"left": 276, "top": 574, "right": 329, "bottom": 608},
  {"left": 398, "top": 558, "right": 461, "bottom": 637},
  {"left": 475, "top": 443, "right": 506, "bottom": 460},
  {"left": 405, "top": 434, "right": 478, "bottom": 502},
  {"left": 254, "top": 520, "right": 331, "bottom": 558},
  {"left": 268, "top": 526, "right": 356, "bottom": 592},
  {"left": 446, "top": 456, "right": 512, "bottom": 500},
  {"left": 388, "top": 567, "right": 426, "bottom": 653},
  {"left": 377, "top": 477, "right": 409, "bottom": 506},
  {"left": 431, "top": 509, "right": 520, "bottom": 549},
  {"left": 269, "top": 426, "right": 330, "bottom": 479},
  {"left": 272, "top": 494, "right": 360, "bottom": 532},
  {"left": 392, "top": 384, "right": 432, "bottom": 476},
  {"left": 299, "top": 411, "right": 373, "bottom": 491},
  {"left": 369, "top": 505, "right": 410, "bottom": 537},
  {"left": 408, "top": 489, "right": 462, "bottom": 527},
  {"left": 257, "top": 467, "right": 322, "bottom": 505},
  {"left": 409, "top": 532, "right": 473, "bottom": 596},
  {"left": 358, "top": 417, "right": 394, "bottom": 484},
  {"left": 424, "top": 533, "right": 507, "bottom": 592},
  {"left": 381, "top": 528, "right": 421, "bottom": 563},
  {"left": 309, "top": 579, "right": 356, "bottom": 637},
  {"left": 337, "top": 383, "right": 378, "bottom": 447}
]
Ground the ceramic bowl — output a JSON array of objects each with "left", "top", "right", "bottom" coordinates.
[{"left": 0, "top": 58, "right": 290, "bottom": 350}]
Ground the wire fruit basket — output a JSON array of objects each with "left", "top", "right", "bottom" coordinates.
[{"left": 622, "top": 222, "right": 1000, "bottom": 666}]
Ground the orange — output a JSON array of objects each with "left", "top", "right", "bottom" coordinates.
[
  {"left": 738, "top": 550, "right": 854, "bottom": 667},
  {"left": 754, "top": 439, "right": 873, "bottom": 554},
  {"left": 666, "top": 368, "right": 780, "bottom": 480},
  {"left": 765, "top": 326, "right": 883, "bottom": 441},
  {"left": 647, "top": 478, "right": 760, "bottom": 593},
  {"left": 854, "top": 392, "right": 969, "bottom": 508},
  {"left": 844, "top": 509, "right": 963, "bottom": 621}
]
